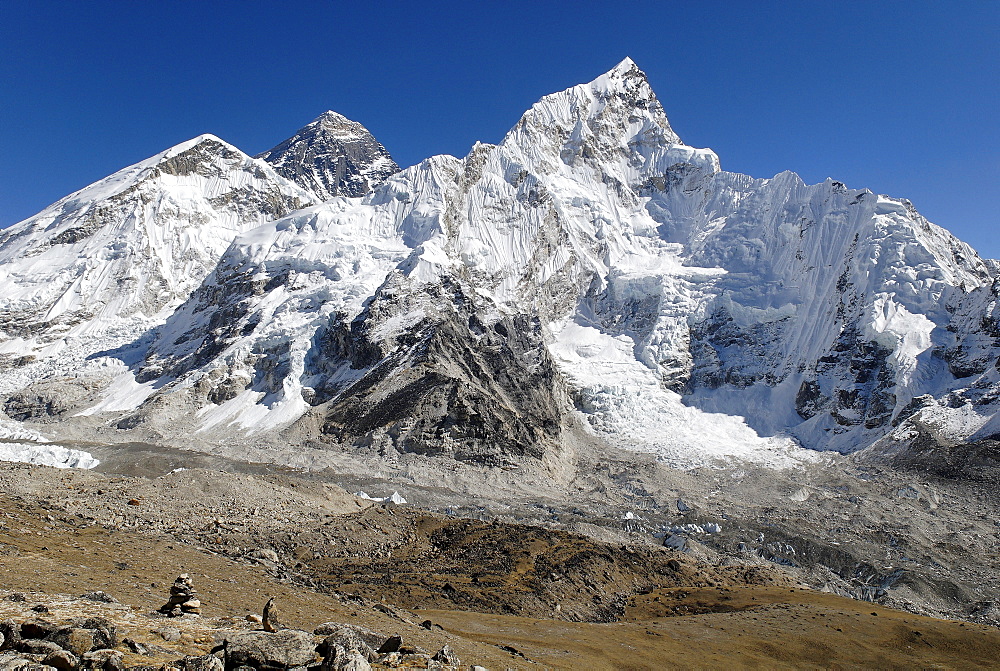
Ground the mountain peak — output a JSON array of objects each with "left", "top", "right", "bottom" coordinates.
[
  {"left": 257, "top": 111, "right": 400, "bottom": 199},
  {"left": 609, "top": 56, "right": 639, "bottom": 75}
]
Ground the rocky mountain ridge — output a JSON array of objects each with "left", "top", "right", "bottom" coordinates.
[{"left": 0, "top": 58, "right": 997, "bottom": 476}]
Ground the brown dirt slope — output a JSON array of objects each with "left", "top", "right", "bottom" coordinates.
[{"left": 1, "top": 461, "right": 999, "bottom": 669}]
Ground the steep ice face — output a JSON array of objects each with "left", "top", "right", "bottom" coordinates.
[
  {"left": 0, "top": 135, "right": 318, "bottom": 393},
  {"left": 257, "top": 111, "right": 400, "bottom": 200}
]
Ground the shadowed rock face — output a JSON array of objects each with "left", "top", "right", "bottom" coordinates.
[
  {"left": 257, "top": 111, "right": 400, "bottom": 199},
  {"left": 318, "top": 277, "right": 564, "bottom": 465}
]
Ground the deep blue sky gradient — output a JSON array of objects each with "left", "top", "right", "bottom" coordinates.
[{"left": 2, "top": 1, "right": 997, "bottom": 256}]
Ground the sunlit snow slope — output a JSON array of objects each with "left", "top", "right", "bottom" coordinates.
[{"left": 1, "top": 59, "right": 998, "bottom": 468}]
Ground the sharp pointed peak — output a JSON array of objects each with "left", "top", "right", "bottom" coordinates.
[
  {"left": 312, "top": 110, "right": 351, "bottom": 125},
  {"left": 587, "top": 57, "right": 649, "bottom": 93},
  {"left": 161, "top": 133, "right": 241, "bottom": 158},
  {"left": 610, "top": 56, "right": 639, "bottom": 74}
]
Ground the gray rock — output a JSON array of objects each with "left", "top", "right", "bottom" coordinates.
[
  {"left": 322, "top": 645, "right": 369, "bottom": 671},
  {"left": 42, "top": 650, "right": 78, "bottom": 671},
  {"left": 152, "top": 628, "right": 181, "bottom": 643},
  {"left": 0, "top": 650, "right": 55, "bottom": 671},
  {"left": 248, "top": 549, "right": 279, "bottom": 564},
  {"left": 431, "top": 645, "right": 460, "bottom": 666},
  {"left": 176, "top": 654, "right": 223, "bottom": 671},
  {"left": 17, "top": 642, "right": 62, "bottom": 658},
  {"left": 120, "top": 639, "right": 147, "bottom": 656},
  {"left": 46, "top": 627, "right": 111, "bottom": 657},
  {"left": 373, "top": 635, "right": 401, "bottom": 655},
  {"left": 223, "top": 630, "right": 318, "bottom": 669},
  {"left": 312, "top": 625, "right": 381, "bottom": 651},
  {"left": 80, "top": 593, "right": 117, "bottom": 604},
  {"left": 19, "top": 622, "right": 57, "bottom": 641},
  {"left": 0, "top": 621, "right": 19, "bottom": 651},
  {"left": 70, "top": 619, "right": 117, "bottom": 650},
  {"left": 316, "top": 625, "right": 381, "bottom": 664},
  {"left": 80, "top": 649, "right": 123, "bottom": 671}
]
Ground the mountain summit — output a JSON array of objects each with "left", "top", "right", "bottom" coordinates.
[{"left": 256, "top": 111, "right": 400, "bottom": 200}]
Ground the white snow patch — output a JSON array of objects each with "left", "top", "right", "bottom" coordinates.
[
  {"left": 0, "top": 442, "right": 99, "bottom": 469},
  {"left": 354, "top": 490, "right": 407, "bottom": 504}
]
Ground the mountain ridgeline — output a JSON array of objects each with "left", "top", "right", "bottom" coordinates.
[{"left": 0, "top": 59, "right": 997, "bottom": 476}]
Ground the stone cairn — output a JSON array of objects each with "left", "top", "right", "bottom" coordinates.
[{"left": 158, "top": 574, "right": 201, "bottom": 616}]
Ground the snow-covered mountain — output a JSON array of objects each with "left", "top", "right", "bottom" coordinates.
[
  {"left": 2, "top": 59, "right": 998, "bottom": 471},
  {"left": 0, "top": 135, "right": 319, "bottom": 414},
  {"left": 256, "top": 111, "right": 399, "bottom": 200}
]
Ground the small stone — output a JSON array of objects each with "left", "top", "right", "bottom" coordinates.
[
  {"left": 81, "top": 592, "right": 118, "bottom": 604},
  {"left": 245, "top": 615, "right": 262, "bottom": 624},
  {"left": 379, "top": 651, "right": 402, "bottom": 666},
  {"left": 155, "top": 628, "right": 181, "bottom": 643},
  {"left": 6, "top": 594, "right": 26, "bottom": 603},
  {"left": 122, "top": 638, "right": 148, "bottom": 655},
  {"left": 431, "top": 645, "right": 460, "bottom": 666},
  {"left": 127, "top": 499, "right": 141, "bottom": 506},
  {"left": 31, "top": 604, "right": 50, "bottom": 613},
  {"left": 248, "top": 549, "right": 279, "bottom": 563}
]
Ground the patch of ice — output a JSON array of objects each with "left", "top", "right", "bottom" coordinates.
[
  {"left": 354, "top": 490, "right": 407, "bottom": 504},
  {"left": 0, "top": 442, "right": 99, "bottom": 469}
]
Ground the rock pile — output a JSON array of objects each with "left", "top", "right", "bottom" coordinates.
[{"left": 159, "top": 574, "right": 201, "bottom": 617}]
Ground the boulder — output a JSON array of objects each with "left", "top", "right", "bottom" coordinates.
[
  {"left": 80, "top": 649, "right": 124, "bottom": 671},
  {"left": 20, "top": 621, "right": 58, "bottom": 641},
  {"left": 0, "top": 649, "right": 53, "bottom": 671},
  {"left": 176, "top": 654, "right": 223, "bottom": 671},
  {"left": 323, "top": 646, "right": 370, "bottom": 671},
  {"left": 316, "top": 626, "right": 382, "bottom": 664},
  {"left": 72, "top": 619, "right": 117, "bottom": 650},
  {"left": 431, "top": 645, "right": 460, "bottom": 666},
  {"left": 0, "top": 621, "right": 20, "bottom": 651},
  {"left": 223, "top": 630, "right": 318, "bottom": 669},
  {"left": 18, "top": 641, "right": 63, "bottom": 657},
  {"left": 374, "top": 636, "right": 401, "bottom": 655},
  {"left": 46, "top": 627, "right": 109, "bottom": 657},
  {"left": 43, "top": 650, "right": 78, "bottom": 671}
]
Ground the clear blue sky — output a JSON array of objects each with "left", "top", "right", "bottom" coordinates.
[{"left": 2, "top": 1, "right": 997, "bottom": 257}]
